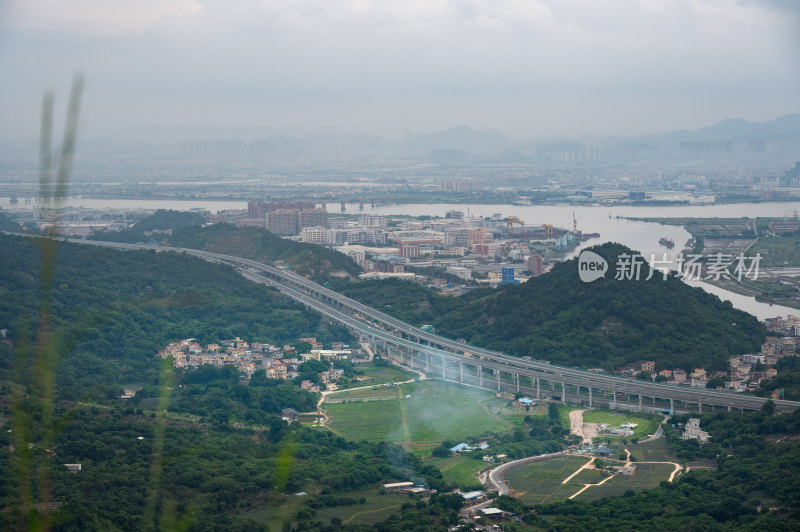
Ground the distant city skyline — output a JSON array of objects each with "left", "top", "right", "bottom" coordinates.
[{"left": 0, "top": 0, "right": 798, "bottom": 142}]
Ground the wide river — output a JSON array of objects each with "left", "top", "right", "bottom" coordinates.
[{"left": 4, "top": 196, "right": 800, "bottom": 320}]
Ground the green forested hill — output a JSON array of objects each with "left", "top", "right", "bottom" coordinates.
[
  {"left": 167, "top": 224, "right": 361, "bottom": 277},
  {"left": 133, "top": 208, "right": 205, "bottom": 231},
  {"left": 89, "top": 217, "right": 361, "bottom": 277},
  {"left": 0, "top": 211, "right": 22, "bottom": 232},
  {"left": 0, "top": 233, "right": 350, "bottom": 401},
  {"left": 87, "top": 209, "right": 206, "bottom": 243},
  {"left": 335, "top": 243, "right": 765, "bottom": 371}
]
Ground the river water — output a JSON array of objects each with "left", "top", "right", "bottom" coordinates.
[{"left": 3, "top": 196, "right": 799, "bottom": 319}]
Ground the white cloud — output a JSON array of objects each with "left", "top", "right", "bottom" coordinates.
[
  {"left": 5, "top": 0, "right": 205, "bottom": 34},
  {"left": 0, "top": 0, "right": 797, "bottom": 138}
]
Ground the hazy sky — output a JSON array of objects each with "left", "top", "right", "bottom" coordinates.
[{"left": 0, "top": 0, "right": 798, "bottom": 141}]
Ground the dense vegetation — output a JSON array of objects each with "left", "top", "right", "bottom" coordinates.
[
  {"left": 3, "top": 228, "right": 796, "bottom": 531},
  {"left": 759, "top": 356, "right": 800, "bottom": 401},
  {"left": 88, "top": 209, "right": 206, "bottom": 243},
  {"left": 133, "top": 209, "right": 206, "bottom": 232},
  {"left": 135, "top": 365, "right": 320, "bottom": 425},
  {"left": 333, "top": 243, "right": 765, "bottom": 371},
  {"left": 0, "top": 407, "right": 445, "bottom": 531},
  {"left": 89, "top": 217, "right": 361, "bottom": 277},
  {"left": 0, "top": 211, "right": 23, "bottom": 232},
  {"left": 0, "top": 233, "right": 350, "bottom": 402}
]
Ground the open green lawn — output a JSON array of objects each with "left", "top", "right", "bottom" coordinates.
[
  {"left": 325, "top": 385, "right": 401, "bottom": 403},
  {"left": 242, "top": 489, "right": 407, "bottom": 530},
  {"left": 313, "top": 490, "right": 407, "bottom": 526},
  {"left": 350, "top": 364, "right": 417, "bottom": 385},
  {"left": 574, "top": 462, "right": 675, "bottom": 502},
  {"left": 504, "top": 455, "right": 589, "bottom": 505},
  {"left": 241, "top": 495, "right": 308, "bottom": 531},
  {"left": 427, "top": 455, "right": 486, "bottom": 488},
  {"left": 582, "top": 409, "right": 662, "bottom": 440},
  {"left": 326, "top": 398, "right": 404, "bottom": 441},
  {"left": 325, "top": 380, "right": 519, "bottom": 450}
]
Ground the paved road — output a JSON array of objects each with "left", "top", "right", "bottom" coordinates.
[
  {"left": 486, "top": 451, "right": 568, "bottom": 495},
  {"left": 13, "top": 232, "right": 799, "bottom": 414}
]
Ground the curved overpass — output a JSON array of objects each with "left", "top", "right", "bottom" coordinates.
[{"left": 60, "top": 237, "right": 800, "bottom": 413}]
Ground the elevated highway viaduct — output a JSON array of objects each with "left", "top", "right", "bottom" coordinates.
[{"left": 55, "top": 237, "right": 800, "bottom": 414}]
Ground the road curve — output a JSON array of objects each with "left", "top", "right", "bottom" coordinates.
[
  {"left": 10, "top": 232, "right": 799, "bottom": 414},
  {"left": 487, "top": 451, "right": 568, "bottom": 495}
]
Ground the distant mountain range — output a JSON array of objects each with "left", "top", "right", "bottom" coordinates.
[
  {"left": 643, "top": 113, "right": 800, "bottom": 144},
  {"left": 4, "top": 113, "right": 795, "bottom": 159},
  {"left": 405, "top": 125, "right": 512, "bottom": 154},
  {"left": 403, "top": 113, "right": 799, "bottom": 157}
]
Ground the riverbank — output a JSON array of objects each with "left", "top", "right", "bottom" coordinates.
[{"left": 627, "top": 216, "right": 800, "bottom": 311}]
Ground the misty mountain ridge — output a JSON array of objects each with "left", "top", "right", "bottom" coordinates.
[
  {"left": 4, "top": 113, "right": 796, "bottom": 159},
  {"left": 647, "top": 113, "right": 800, "bottom": 144},
  {"left": 405, "top": 125, "right": 511, "bottom": 154}
]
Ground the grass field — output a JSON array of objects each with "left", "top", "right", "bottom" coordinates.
[
  {"left": 574, "top": 462, "right": 675, "bottom": 501},
  {"left": 748, "top": 235, "right": 800, "bottom": 267},
  {"left": 313, "top": 490, "right": 407, "bottom": 526},
  {"left": 325, "top": 398, "right": 404, "bottom": 441},
  {"left": 242, "top": 495, "right": 307, "bottom": 531},
  {"left": 326, "top": 385, "right": 402, "bottom": 403},
  {"left": 325, "top": 380, "right": 519, "bottom": 450},
  {"left": 427, "top": 455, "right": 486, "bottom": 487},
  {"left": 582, "top": 409, "right": 661, "bottom": 440},
  {"left": 567, "top": 468, "right": 607, "bottom": 485},
  {"left": 348, "top": 364, "right": 417, "bottom": 387},
  {"left": 504, "top": 455, "right": 589, "bottom": 504},
  {"left": 243, "top": 489, "right": 407, "bottom": 530},
  {"left": 630, "top": 437, "right": 674, "bottom": 462}
]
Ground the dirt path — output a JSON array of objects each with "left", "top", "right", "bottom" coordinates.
[
  {"left": 561, "top": 457, "right": 595, "bottom": 484},
  {"left": 568, "top": 409, "right": 598, "bottom": 444},
  {"left": 568, "top": 468, "right": 616, "bottom": 500},
  {"left": 562, "top": 447, "right": 683, "bottom": 500},
  {"left": 667, "top": 462, "right": 682, "bottom": 482}
]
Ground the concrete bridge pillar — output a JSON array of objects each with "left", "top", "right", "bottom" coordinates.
[
  {"left": 515, "top": 373, "right": 520, "bottom": 392},
  {"left": 497, "top": 370, "right": 501, "bottom": 391},
  {"left": 425, "top": 352, "right": 429, "bottom": 373},
  {"left": 698, "top": 402, "right": 703, "bottom": 414},
  {"left": 561, "top": 382, "right": 566, "bottom": 403},
  {"left": 670, "top": 398, "right": 674, "bottom": 414},
  {"left": 638, "top": 394, "right": 643, "bottom": 411},
  {"left": 536, "top": 378, "right": 540, "bottom": 399},
  {"left": 479, "top": 366, "right": 483, "bottom": 387},
  {"left": 459, "top": 361, "right": 463, "bottom": 383},
  {"left": 727, "top": 404, "right": 731, "bottom": 413},
  {"left": 611, "top": 389, "right": 616, "bottom": 409},
  {"left": 442, "top": 357, "right": 446, "bottom": 379},
  {"left": 589, "top": 387, "right": 593, "bottom": 407}
]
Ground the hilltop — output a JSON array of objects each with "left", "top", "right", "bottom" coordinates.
[
  {"left": 90, "top": 218, "right": 361, "bottom": 277},
  {"left": 167, "top": 224, "right": 361, "bottom": 277},
  {"left": 335, "top": 242, "right": 765, "bottom": 371},
  {"left": 0, "top": 233, "right": 350, "bottom": 401}
]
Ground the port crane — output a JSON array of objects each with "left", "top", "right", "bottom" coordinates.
[{"left": 506, "top": 216, "right": 525, "bottom": 236}]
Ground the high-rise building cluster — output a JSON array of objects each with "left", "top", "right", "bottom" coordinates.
[
  {"left": 438, "top": 178, "right": 484, "bottom": 193},
  {"left": 241, "top": 201, "right": 328, "bottom": 235}
]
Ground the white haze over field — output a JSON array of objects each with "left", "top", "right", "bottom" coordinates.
[{"left": 0, "top": 0, "right": 798, "bottom": 141}]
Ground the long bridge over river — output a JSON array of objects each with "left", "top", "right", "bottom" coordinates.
[{"left": 51, "top": 237, "right": 800, "bottom": 414}]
